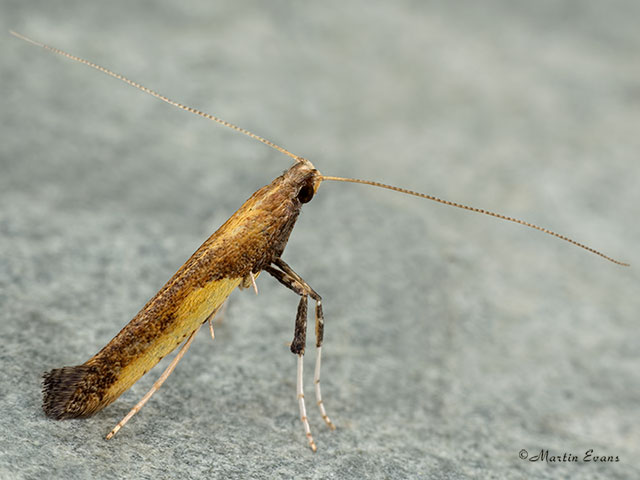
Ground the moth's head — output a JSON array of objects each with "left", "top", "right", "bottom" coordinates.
[{"left": 283, "top": 157, "right": 323, "bottom": 204}]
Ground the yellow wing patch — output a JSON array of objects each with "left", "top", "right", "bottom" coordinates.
[{"left": 101, "top": 277, "right": 242, "bottom": 406}]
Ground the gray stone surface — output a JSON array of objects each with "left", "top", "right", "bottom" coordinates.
[{"left": 1, "top": 1, "right": 639, "bottom": 479}]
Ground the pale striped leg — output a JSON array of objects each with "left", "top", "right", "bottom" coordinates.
[
  {"left": 208, "top": 315, "right": 215, "bottom": 341},
  {"left": 249, "top": 271, "right": 259, "bottom": 295},
  {"left": 314, "top": 344, "right": 335, "bottom": 430},
  {"left": 273, "top": 261, "right": 334, "bottom": 428},
  {"left": 207, "top": 301, "right": 229, "bottom": 341},
  {"left": 106, "top": 325, "right": 200, "bottom": 440},
  {"left": 266, "top": 259, "right": 336, "bottom": 437},
  {"left": 297, "top": 354, "right": 317, "bottom": 452},
  {"left": 313, "top": 300, "right": 335, "bottom": 429}
]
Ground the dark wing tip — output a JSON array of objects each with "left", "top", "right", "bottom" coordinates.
[{"left": 42, "top": 365, "right": 92, "bottom": 419}]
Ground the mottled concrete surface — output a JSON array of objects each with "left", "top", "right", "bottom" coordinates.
[{"left": 1, "top": 1, "right": 639, "bottom": 479}]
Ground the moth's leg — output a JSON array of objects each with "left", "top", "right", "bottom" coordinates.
[
  {"left": 265, "top": 263, "right": 334, "bottom": 451},
  {"left": 249, "top": 271, "right": 259, "bottom": 295},
  {"left": 264, "top": 263, "right": 312, "bottom": 353},
  {"left": 272, "top": 258, "right": 335, "bottom": 430},
  {"left": 239, "top": 271, "right": 259, "bottom": 295},
  {"left": 294, "top": 294, "right": 315, "bottom": 451},
  {"left": 105, "top": 305, "right": 221, "bottom": 440},
  {"left": 312, "top": 301, "right": 335, "bottom": 429},
  {"left": 265, "top": 265, "right": 317, "bottom": 450},
  {"left": 208, "top": 315, "right": 215, "bottom": 341},
  {"left": 106, "top": 324, "right": 202, "bottom": 440},
  {"left": 208, "top": 300, "right": 228, "bottom": 341}
]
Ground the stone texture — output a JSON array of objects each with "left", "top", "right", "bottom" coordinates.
[{"left": 1, "top": 1, "right": 639, "bottom": 478}]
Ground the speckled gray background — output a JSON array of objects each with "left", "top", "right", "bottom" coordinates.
[{"left": 1, "top": 1, "right": 639, "bottom": 479}]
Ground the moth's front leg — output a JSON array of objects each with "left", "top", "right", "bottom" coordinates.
[{"left": 265, "top": 258, "right": 335, "bottom": 452}]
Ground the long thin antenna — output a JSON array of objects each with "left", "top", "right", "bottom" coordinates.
[
  {"left": 12, "top": 31, "right": 627, "bottom": 267},
  {"left": 9, "top": 30, "right": 302, "bottom": 163},
  {"left": 321, "top": 175, "right": 629, "bottom": 266}
]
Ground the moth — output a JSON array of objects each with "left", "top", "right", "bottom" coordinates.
[{"left": 11, "top": 31, "right": 627, "bottom": 451}]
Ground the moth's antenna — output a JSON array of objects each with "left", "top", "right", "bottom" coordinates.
[
  {"left": 321, "top": 175, "right": 629, "bottom": 266},
  {"left": 12, "top": 32, "right": 626, "bottom": 266},
  {"left": 9, "top": 30, "right": 302, "bottom": 163}
]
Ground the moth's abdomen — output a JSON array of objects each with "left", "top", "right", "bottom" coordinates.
[{"left": 42, "top": 276, "right": 241, "bottom": 421}]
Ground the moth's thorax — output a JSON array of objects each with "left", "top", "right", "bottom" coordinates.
[{"left": 173, "top": 159, "right": 322, "bottom": 284}]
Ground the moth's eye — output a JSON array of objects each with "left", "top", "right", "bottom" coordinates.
[{"left": 297, "top": 183, "right": 315, "bottom": 204}]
